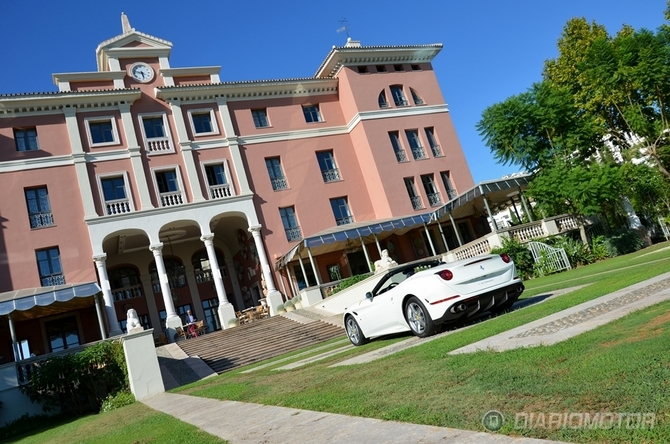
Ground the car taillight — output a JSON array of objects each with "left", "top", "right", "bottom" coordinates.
[
  {"left": 500, "top": 253, "right": 511, "bottom": 263},
  {"left": 437, "top": 269, "right": 453, "bottom": 281}
]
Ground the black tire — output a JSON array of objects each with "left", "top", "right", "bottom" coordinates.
[
  {"left": 404, "top": 296, "right": 435, "bottom": 338},
  {"left": 345, "top": 316, "right": 369, "bottom": 346}
]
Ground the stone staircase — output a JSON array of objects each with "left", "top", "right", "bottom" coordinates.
[{"left": 175, "top": 315, "right": 345, "bottom": 374}]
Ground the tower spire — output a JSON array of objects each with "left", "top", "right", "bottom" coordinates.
[{"left": 121, "top": 12, "right": 132, "bottom": 33}]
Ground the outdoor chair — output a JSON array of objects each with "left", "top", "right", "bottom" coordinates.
[
  {"left": 175, "top": 326, "right": 189, "bottom": 341},
  {"left": 195, "top": 320, "right": 207, "bottom": 336}
]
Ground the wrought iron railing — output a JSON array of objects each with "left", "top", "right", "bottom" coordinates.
[
  {"left": 29, "top": 212, "right": 54, "bottom": 228},
  {"left": 427, "top": 193, "right": 442, "bottom": 207},
  {"left": 394, "top": 149, "right": 408, "bottom": 162},
  {"left": 270, "top": 177, "right": 288, "bottom": 190},
  {"left": 430, "top": 144, "right": 443, "bottom": 157},
  {"left": 336, "top": 216, "right": 354, "bottom": 226},
  {"left": 41, "top": 274, "right": 65, "bottom": 286},
  {"left": 321, "top": 169, "right": 341, "bottom": 182},
  {"left": 411, "top": 147, "right": 427, "bottom": 160},
  {"left": 285, "top": 226, "right": 302, "bottom": 241},
  {"left": 410, "top": 196, "right": 424, "bottom": 210}
]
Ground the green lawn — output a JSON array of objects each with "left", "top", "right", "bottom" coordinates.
[
  {"left": 5, "top": 242, "right": 670, "bottom": 443},
  {"left": 173, "top": 242, "right": 670, "bottom": 443}
]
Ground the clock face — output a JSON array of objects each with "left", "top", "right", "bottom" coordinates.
[{"left": 130, "top": 63, "right": 154, "bottom": 83}]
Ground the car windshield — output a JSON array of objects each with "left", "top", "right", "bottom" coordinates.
[{"left": 376, "top": 266, "right": 424, "bottom": 295}]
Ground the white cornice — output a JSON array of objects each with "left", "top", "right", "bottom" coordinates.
[
  {"left": 315, "top": 44, "right": 443, "bottom": 78},
  {"left": 0, "top": 90, "right": 141, "bottom": 115},
  {"left": 0, "top": 155, "right": 74, "bottom": 173},
  {"left": 96, "top": 29, "right": 173, "bottom": 71},
  {"left": 52, "top": 71, "right": 126, "bottom": 85},
  {"left": 156, "top": 78, "right": 338, "bottom": 102}
]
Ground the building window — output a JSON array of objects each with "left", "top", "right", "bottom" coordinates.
[
  {"left": 378, "top": 90, "right": 389, "bottom": 108},
  {"left": 316, "top": 151, "right": 341, "bottom": 182},
  {"left": 394, "top": 64, "right": 405, "bottom": 72},
  {"left": 279, "top": 206, "right": 302, "bottom": 241},
  {"left": 404, "top": 178, "right": 423, "bottom": 210},
  {"left": 330, "top": 197, "right": 353, "bottom": 226},
  {"left": 390, "top": 85, "right": 408, "bottom": 106},
  {"left": 154, "top": 169, "right": 183, "bottom": 207},
  {"left": 192, "top": 249, "right": 226, "bottom": 283},
  {"left": 252, "top": 109, "right": 270, "bottom": 128},
  {"left": 205, "top": 163, "right": 232, "bottom": 198},
  {"left": 376, "top": 65, "right": 387, "bottom": 73},
  {"left": 406, "top": 130, "right": 426, "bottom": 159},
  {"left": 389, "top": 131, "right": 407, "bottom": 162},
  {"left": 421, "top": 174, "right": 442, "bottom": 207},
  {"left": 150, "top": 258, "right": 186, "bottom": 293},
  {"left": 425, "top": 127, "right": 442, "bottom": 157},
  {"left": 141, "top": 114, "right": 173, "bottom": 154},
  {"left": 85, "top": 117, "right": 118, "bottom": 146},
  {"left": 202, "top": 298, "right": 221, "bottom": 332},
  {"left": 25, "top": 187, "right": 54, "bottom": 228},
  {"left": 44, "top": 316, "right": 79, "bottom": 352},
  {"left": 302, "top": 105, "right": 322, "bottom": 123},
  {"left": 14, "top": 128, "right": 39, "bottom": 151},
  {"left": 357, "top": 66, "right": 369, "bottom": 74},
  {"left": 36, "top": 247, "right": 65, "bottom": 286},
  {"left": 410, "top": 88, "right": 424, "bottom": 105},
  {"left": 265, "top": 157, "right": 288, "bottom": 190},
  {"left": 441, "top": 171, "right": 457, "bottom": 200},
  {"left": 411, "top": 64, "right": 421, "bottom": 71},
  {"left": 109, "top": 267, "right": 143, "bottom": 302},
  {"left": 327, "top": 264, "right": 342, "bottom": 282},
  {"left": 101, "top": 175, "right": 132, "bottom": 215},
  {"left": 189, "top": 109, "right": 217, "bottom": 135}
]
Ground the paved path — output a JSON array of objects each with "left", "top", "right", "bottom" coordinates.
[
  {"left": 143, "top": 392, "right": 567, "bottom": 444},
  {"left": 141, "top": 272, "right": 670, "bottom": 444}
]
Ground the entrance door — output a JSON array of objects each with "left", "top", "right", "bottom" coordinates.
[
  {"left": 44, "top": 316, "right": 80, "bottom": 352},
  {"left": 347, "top": 251, "right": 369, "bottom": 276}
]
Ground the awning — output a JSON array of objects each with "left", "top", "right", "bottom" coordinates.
[
  {"left": 275, "top": 214, "right": 431, "bottom": 269},
  {"left": 430, "top": 173, "right": 531, "bottom": 221},
  {"left": 0, "top": 282, "right": 101, "bottom": 317}
]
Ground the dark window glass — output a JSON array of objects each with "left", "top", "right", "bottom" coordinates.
[
  {"left": 89, "top": 121, "right": 115, "bottom": 144},
  {"left": 14, "top": 128, "right": 39, "bottom": 151},
  {"left": 205, "top": 164, "right": 226, "bottom": 186},
  {"left": 143, "top": 117, "right": 165, "bottom": 138},
  {"left": 101, "top": 177, "right": 126, "bottom": 201},
  {"left": 156, "top": 170, "right": 179, "bottom": 193},
  {"left": 192, "top": 112, "right": 213, "bottom": 133}
]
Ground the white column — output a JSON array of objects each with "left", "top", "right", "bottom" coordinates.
[
  {"left": 359, "top": 236, "right": 373, "bottom": 272},
  {"left": 298, "top": 255, "right": 309, "bottom": 286},
  {"left": 481, "top": 188, "right": 498, "bottom": 232},
  {"left": 437, "top": 220, "right": 450, "bottom": 252},
  {"left": 423, "top": 224, "right": 437, "bottom": 256},
  {"left": 449, "top": 213, "right": 463, "bottom": 246},
  {"left": 306, "top": 247, "right": 321, "bottom": 285},
  {"left": 519, "top": 189, "right": 534, "bottom": 222},
  {"left": 150, "top": 243, "right": 181, "bottom": 342},
  {"left": 248, "top": 225, "right": 283, "bottom": 315},
  {"left": 93, "top": 293, "right": 107, "bottom": 340},
  {"left": 93, "top": 254, "right": 123, "bottom": 337},
  {"left": 201, "top": 234, "right": 237, "bottom": 328},
  {"left": 7, "top": 314, "right": 19, "bottom": 361},
  {"left": 373, "top": 233, "right": 383, "bottom": 256}
]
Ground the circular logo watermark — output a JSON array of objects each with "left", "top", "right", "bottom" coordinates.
[{"left": 482, "top": 410, "right": 504, "bottom": 432}]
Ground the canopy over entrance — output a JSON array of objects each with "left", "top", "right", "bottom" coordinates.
[
  {"left": 0, "top": 282, "right": 101, "bottom": 321},
  {"left": 274, "top": 174, "right": 531, "bottom": 270}
]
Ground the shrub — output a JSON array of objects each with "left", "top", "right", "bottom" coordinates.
[
  {"left": 546, "top": 235, "right": 594, "bottom": 267},
  {"left": 100, "top": 390, "right": 135, "bottom": 413},
  {"left": 276, "top": 303, "right": 285, "bottom": 312},
  {"left": 590, "top": 236, "right": 610, "bottom": 261},
  {"left": 19, "top": 340, "right": 129, "bottom": 415},
  {"left": 284, "top": 299, "right": 294, "bottom": 309},
  {"left": 600, "top": 228, "right": 644, "bottom": 256},
  {"left": 330, "top": 273, "right": 372, "bottom": 295}
]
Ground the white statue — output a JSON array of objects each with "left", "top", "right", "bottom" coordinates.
[
  {"left": 374, "top": 249, "right": 397, "bottom": 274},
  {"left": 126, "top": 308, "right": 144, "bottom": 334}
]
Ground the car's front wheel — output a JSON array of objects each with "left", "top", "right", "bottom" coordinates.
[
  {"left": 404, "top": 296, "right": 435, "bottom": 338},
  {"left": 345, "top": 316, "right": 369, "bottom": 346}
]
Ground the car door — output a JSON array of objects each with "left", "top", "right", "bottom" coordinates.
[{"left": 355, "top": 272, "right": 405, "bottom": 337}]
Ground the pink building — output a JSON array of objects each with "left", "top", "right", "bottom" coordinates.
[{"left": 0, "top": 16, "right": 488, "bottom": 360}]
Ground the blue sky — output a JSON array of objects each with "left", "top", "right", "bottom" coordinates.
[{"left": 1, "top": 0, "right": 668, "bottom": 183}]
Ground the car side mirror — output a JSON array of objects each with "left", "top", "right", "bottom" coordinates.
[{"left": 365, "top": 291, "right": 373, "bottom": 300}]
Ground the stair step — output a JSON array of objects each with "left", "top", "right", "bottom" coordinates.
[{"left": 176, "top": 316, "right": 344, "bottom": 373}]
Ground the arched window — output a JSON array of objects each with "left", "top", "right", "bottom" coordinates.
[
  {"left": 149, "top": 257, "right": 186, "bottom": 293},
  {"left": 390, "top": 85, "right": 408, "bottom": 106},
  {"left": 378, "top": 90, "right": 389, "bottom": 108},
  {"left": 108, "top": 266, "right": 143, "bottom": 301},
  {"left": 410, "top": 88, "right": 424, "bottom": 105},
  {"left": 191, "top": 249, "right": 227, "bottom": 283}
]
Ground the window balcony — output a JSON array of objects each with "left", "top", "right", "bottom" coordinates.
[
  {"left": 29, "top": 212, "right": 54, "bottom": 229},
  {"left": 430, "top": 145, "right": 443, "bottom": 157},
  {"left": 427, "top": 193, "right": 442, "bottom": 207},
  {"left": 394, "top": 99, "right": 409, "bottom": 106},
  {"left": 411, "top": 147, "right": 427, "bottom": 160},
  {"left": 159, "top": 191, "right": 184, "bottom": 207},
  {"left": 146, "top": 137, "right": 173, "bottom": 154},
  {"left": 271, "top": 177, "right": 289, "bottom": 191},
  {"left": 112, "top": 284, "right": 143, "bottom": 302},
  {"left": 394, "top": 150, "right": 408, "bottom": 163},
  {"left": 285, "top": 226, "right": 303, "bottom": 242},
  {"left": 446, "top": 189, "right": 457, "bottom": 200},
  {"left": 105, "top": 198, "right": 132, "bottom": 215},
  {"left": 336, "top": 216, "right": 354, "bottom": 226},
  {"left": 410, "top": 196, "right": 424, "bottom": 210},
  {"left": 321, "top": 169, "right": 341, "bottom": 182},
  {"left": 41, "top": 274, "right": 65, "bottom": 287},
  {"left": 210, "top": 184, "right": 232, "bottom": 199}
]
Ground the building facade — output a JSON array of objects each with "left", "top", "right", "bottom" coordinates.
[{"left": 0, "top": 17, "right": 482, "bottom": 359}]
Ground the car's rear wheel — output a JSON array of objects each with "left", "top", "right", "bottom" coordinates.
[
  {"left": 404, "top": 296, "right": 435, "bottom": 338},
  {"left": 345, "top": 316, "right": 368, "bottom": 346}
]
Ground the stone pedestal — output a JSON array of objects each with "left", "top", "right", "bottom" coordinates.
[
  {"left": 165, "top": 315, "right": 182, "bottom": 343},
  {"left": 266, "top": 289, "right": 284, "bottom": 316},
  {"left": 217, "top": 301, "right": 237, "bottom": 329},
  {"left": 122, "top": 329, "right": 164, "bottom": 401},
  {"left": 300, "top": 287, "right": 323, "bottom": 308}
]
